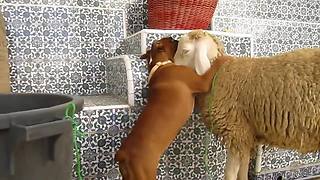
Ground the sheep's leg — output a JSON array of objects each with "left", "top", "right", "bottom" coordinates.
[
  {"left": 237, "top": 150, "right": 250, "bottom": 180},
  {"left": 224, "top": 149, "right": 241, "bottom": 180}
]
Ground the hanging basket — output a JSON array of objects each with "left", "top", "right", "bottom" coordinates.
[{"left": 147, "top": 0, "right": 219, "bottom": 30}]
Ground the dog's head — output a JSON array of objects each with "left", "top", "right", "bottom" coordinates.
[
  {"left": 140, "top": 37, "right": 178, "bottom": 71},
  {"left": 174, "top": 30, "right": 224, "bottom": 75}
]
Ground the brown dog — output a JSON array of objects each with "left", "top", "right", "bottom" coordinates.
[{"left": 115, "top": 37, "right": 219, "bottom": 180}]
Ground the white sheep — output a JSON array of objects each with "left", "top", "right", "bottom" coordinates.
[{"left": 174, "top": 30, "right": 320, "bottom": 180}]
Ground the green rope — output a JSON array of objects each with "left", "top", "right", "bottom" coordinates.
[
  {"left": 204, "top": 66, "right": 222, "bottom": 179},
  {"left": 206, "top": 69, "right": 220, "bottom": 109},
  {"left": 64, "top": 103, "right": 85, "bottom": 180},
  {"left": 204, "top": 131, "right": 212, "bottom": 179}
]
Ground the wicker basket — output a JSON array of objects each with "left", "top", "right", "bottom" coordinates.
[{"left": 147, "top": 0, "right": 219, "bottom": 29}]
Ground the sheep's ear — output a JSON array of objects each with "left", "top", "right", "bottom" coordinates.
[
  {"left": 194, "top": 54, "right": 211, "bottom": 75},
  {"left": 140, "top": 50, "right": 151, "bottom": 59},
  {"left": 194, "top": 46, "right": 211, "bottom": 75}
]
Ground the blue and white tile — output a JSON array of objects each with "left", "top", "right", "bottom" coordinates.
[
  {"left": 72, "top": 154, "right": 92, "bottom": 179},
  {"left": 92, "top": 167, "right": 121, "bottom": 180},
  {"left": 252, "top": 20, "right": 320, "bottom": 56},
  {"left": 3, "top": 5, "right": 126, "bottom": 95},
  {"left": 212, "top": 17, "right": 320, "bottom": 57},
  {"left": 211, "top": 17, "right": 254, "bottom": 35},
  {"left": 81, "top": 59, "right": 108, "bottom": 95},
  {"left": 82, "top": 108, "right": 131, "bottom": 133},
  {"left": 3, "top": 0, "right": 75, "bottom": 5},
  {"left": 89, "top": 153, "right": 121, "bottom": 178},
  {"left": 122, "top": 32, "right": 141, "bottom": 55},
  {"left": 129, "top": 54, "right": 148, "bottom": 106},
  {"left": 74, "top": 0, "right": 102, "bottom": 7},
  {"left": 3, "top": 5, "right": 126, "bottom": 60},
  {"left": 259, "top": 146, "right": 320, "bottom": 172},
  {"left": 105, "top": 58, "right": 128, "bottom": 101},
  {"left": 125, "top": 3, "right": 147, "bottom": 35},
  {"left": 254, "top": 0, "right": 320, "bottom": 23},
  {"left": 253, "top": 163, "right": 320, "bottom": 179},
  {"left": 214, "top": 0, "right": 256, "bottom": 19},
  {"left": 110, "top": 0, "right": 130, "bottom": 9},
  {"left": 214, "top": 0, "right": 320, "bottom": 23}
]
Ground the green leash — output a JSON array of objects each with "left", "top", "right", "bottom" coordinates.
[
  {"left": 64, "top": 103, "right": 85, "bottom": 180},
  {"left": 204, "top": 131, "right": 212, "bottom": 179},
  {"left": 204, "top": 66, "right": 222, "bottom": 179}
]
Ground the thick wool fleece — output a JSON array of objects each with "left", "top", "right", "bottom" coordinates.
[{"left": 202, "top": 48, "right": 320, "bottom": 154}]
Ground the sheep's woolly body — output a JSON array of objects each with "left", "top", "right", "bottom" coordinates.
[{"left": 202, "top": 48, "right": 320, "bottom": 154}]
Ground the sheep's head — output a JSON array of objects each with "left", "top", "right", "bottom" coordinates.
[{"left": 174, "top": 30, "right": 225, "bottom": 75}]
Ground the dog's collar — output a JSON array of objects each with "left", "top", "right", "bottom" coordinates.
[{"left": 148, "top": 60, "right": 173, "bottom": 83}]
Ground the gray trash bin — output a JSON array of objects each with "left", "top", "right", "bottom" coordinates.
[{"left": 0, "top": 93, "right": 84, "bottom": 180}]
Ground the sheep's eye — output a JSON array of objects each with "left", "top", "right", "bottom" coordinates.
[{"left": 182, "top": 49, "right": 190, "bottom": 55}]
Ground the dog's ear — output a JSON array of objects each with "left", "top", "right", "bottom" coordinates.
[
  {"left": 140, "top": 50, "right": 151, "bottom": 59},
  {"left": 155, "top": 41, "right": 165, "bottom": 51}
]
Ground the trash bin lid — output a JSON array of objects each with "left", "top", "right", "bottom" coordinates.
[{"left": 0, "top": 93, "right": 84, "bottom": 130}]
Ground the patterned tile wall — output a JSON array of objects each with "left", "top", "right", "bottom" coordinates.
[
  {"left": 74, "top": 108, "right": 132, "bottom": 179},
  {"left": 260, "top": 147, "right": 320, "bottom": 171},
  {"left": 130, "top": 54, "right": 148, "bottom": 107},
  {"left": 125, "top": 1, "right": 147, "bottom": 35},
  {"left": 214, "top": 0, "right": 320, "bottom": 23},
  {"left": 10, "top": 59, "right": 108, "bottom": 95},
  {"left": 251, "top": 163, "right": 320, "bottom": 180},
  {"left": 3, "top": 5, "right": 125, "bottom": 61},
  {"left": 2, "top": 4, "right": 125, "bottom": 95},
  {"left": 212, "top": 17, "right": 320, "bottom": 56},
  {"left": 105, "top": 58, "right": 128, "bottom": 102},
  {"left": 121, "top": 32, "right": 141, "bottom": 55},
  {"left": 2, "top": 0, "right": 147, "bottom": 35}
]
